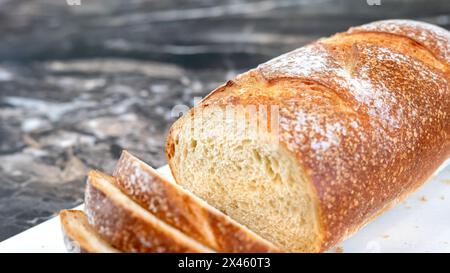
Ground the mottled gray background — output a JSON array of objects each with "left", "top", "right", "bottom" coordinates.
[{"left": 0, "top": 0, "right": 449, "bottom": 241}]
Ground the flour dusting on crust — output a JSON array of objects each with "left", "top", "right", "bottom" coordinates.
[
  {"left": 348, "top": 19, "right": 450, "bottom": 63},
  {"left": 255, "top": 20, "right": 449, "bottom": 248}
]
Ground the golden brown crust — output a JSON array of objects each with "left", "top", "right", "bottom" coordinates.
[
  {"left": 84, "top": 171, "right": 214, "bottom": 253},
  {"left": 112, "top": 151, "right": 280, "bottom": 253},
  {"left": 166, "top": 20, "right": 450, "bottom": 251},
  {"left": 325, "top": 32, "right": 449, "bottom": 75},
  {"left": 347, "top": 20, "right": 450, "bottom": 65}
]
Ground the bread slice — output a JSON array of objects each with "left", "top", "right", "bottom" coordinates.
[
  {"left": 112, "top": 150, "right": 280, "bottom": 252},
  {"left": 59, "top": 210, "right": 119, "bottom": 253},
  {"left": 84, "top": 170, "right": 213, "bottom": 253}
]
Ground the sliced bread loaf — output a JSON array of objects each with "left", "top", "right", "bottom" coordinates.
[
  {"left": 165, "top": 20, "right": 450, "bottom": 252},
  {"left": 84, "top": 170, "right": 213, "bottom": 253},
  {"left": 112, "top": 150, "right": 280, "bottom": 252}
]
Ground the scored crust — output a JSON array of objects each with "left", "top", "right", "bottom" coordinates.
[
  {"left": 347, "top": 19, "right": 450, "bottom": 65},
  {"left": 84, "top": 170, "right": 214, "bottom": 253},
  {"left": 112, "top": 150, "right": 280, "bottom": 252}
]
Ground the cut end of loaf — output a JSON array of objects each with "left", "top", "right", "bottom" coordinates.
[{"left": 167, "top": 103, "right": 322, "bottom": 252}]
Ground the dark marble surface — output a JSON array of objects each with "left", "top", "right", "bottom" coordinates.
[{"left": 0, "top": 0, "right": 449, "bottom": 242}]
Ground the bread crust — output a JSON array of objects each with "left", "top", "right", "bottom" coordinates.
[
  {"left": 112, "top": 151, "right": 280, "bottom": 252},
  {"left": 60, "top": 210, "right": 118, "bottom": 253},
  {"left": 347, "top": 19, "right": 450, "bottom": 65},
  {"left": 84, "top": 171, "right": 214, "bottom": 253},
  {"left": 166, "top": 20, "right": 450, "bottom": 251}
]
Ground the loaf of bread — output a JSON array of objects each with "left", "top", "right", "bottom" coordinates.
[
  {"left": 84, "top": 171, "right": 213, "bottom": 253},
  {"left": 112, "top": 150, "right": 279, "bottom": 252},
  {"left": 166, "top": 20, "right": 450, "bottom": 252},
  {"left": 60, "top": 210, "right": 119, "bottom": 253}
]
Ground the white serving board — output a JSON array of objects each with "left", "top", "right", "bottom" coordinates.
[{"left": 0, "top": 162, "right": 449, "bottom": 253}]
